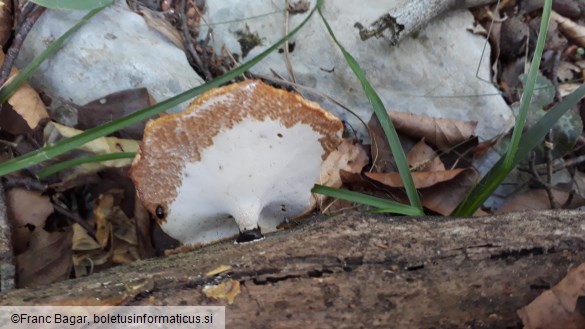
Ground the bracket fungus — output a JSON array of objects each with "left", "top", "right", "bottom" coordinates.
[{"left": 130, "top": 80, "right": 343, "bottom": 245}]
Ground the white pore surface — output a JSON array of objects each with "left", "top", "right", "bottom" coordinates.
[{"left": 163, "top": 118, "right": 325, "bottom": 245}]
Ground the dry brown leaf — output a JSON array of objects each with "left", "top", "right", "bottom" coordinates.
[
  {"left": 387, "top": 110, "right": 477, "bottom": 149},
  {"left": 70, "top": 170, "right": 147, "bottom": 276},
  {"left": 378, "top": 169, "right": 478, "bottom": 215},
  {"left": 72, "top": 249, "right": 111, "bottom": 278},
  {"left": 417, "top": 169, "right": 479, "bottom": 215},
  {"left": 93, "top": 193, "right": 140, "bottom": 259},
  {"left": 45, "top": 122, "right": 139, "bottom": 155},
  {"left": 471, "top": 138, "right": 499, "bottom": 157},
  {"left": 0, "top": 51, "right": 48, "bottom": 133},
  {"left": 202, "top": 280, "right": 241, "bottom": 304},
  {"left": 111, "top": 240, "right": 139, "bottom": 265},
  {"left": 518, "top": 263, "right": 585, "bottom": 329},
  {"left": 42, "top": 122, "right": 139, "bottom": 181},
  {"left": 406, "top": 139, "right": 444, "bottom": 171},
  {"left": 206, "top": 265, "right": 232, "bottom": 277},
  {"left": 16, "top": 227, "right": 73, "bottom": 288},
  {"left": 72, "top": 223, "right": 104, "bottom": 277},
  {"left": 72, "top": 223, "right": 100, "bottom": 252},
  {"left": 77, "top": 88, "right": 155, "bottom": 140},
  {"left": 95, "top": 194, "right": 113, "bottom": 248},
  {"left": 368, "top": 114, "right": 398, "bottom": 173},
  {"left": 560, "top": 83, "right": 581, "bottom": 98},
  {"left": 313, "top": 138, "right": 369, "bottom": 212},
  {"left": 496, "top": 188, "right": 585, "bottom": 214},
  {"left": 339, "top": 170, "right": 399, "bottom": 197},
  {"left": 366, "top": 169, "right": 466, "bottom": 189},
  {"left": 6, "top": 188, "right": 53, "bottom": 228},
  {"left": 11, "top": 227, "right": 32, "bottom": 256},
  {"left": 318, "top": 139, "right": 369, "bottom": 189},
  {"left": 110, "top": 206, "right": 138, "bottom": 245},
  {"left": 110, "top": 212, "right": 140, "bottom": 265},
  {"left": 557, "top": 61, "right": 580, "bottom": 82},
  {"left": 76, "top": 191, "right": 141, "bottom": 274},
  {"left": 6, "top": 188, "right": 54, "bottom": 254},
  {"left": 500, "top": 57, "right": 525, "bottom": 101},
  {"left": 552, "top": 11, "right": 585, "bottom": 48}
]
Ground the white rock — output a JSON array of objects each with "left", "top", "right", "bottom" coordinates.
[
  {"left": 204, "top": 0, "right": 514, "bottom": 141},
  {"left": 15, "top": 0, "right": 203, "bottom": 113}
]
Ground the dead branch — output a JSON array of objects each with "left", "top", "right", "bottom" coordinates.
[{"left": 0, "top": 209, "right": 583, "bottom": 328}]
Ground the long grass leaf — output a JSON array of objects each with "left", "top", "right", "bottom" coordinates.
[
  {"left": 452, "top": 83, "right": 585, "bottom": 216},
  {"left": 31, "top": 0, "right": 113, "bottom": 10},
  {"left": 312, "top": 185, "right": 421, "bottom": 216},
  {"left": 36, "top": 152, "right": 135, "bottom": 179},
  {"left": 504, "top": 0, "right": 551, "bottom": 168}
]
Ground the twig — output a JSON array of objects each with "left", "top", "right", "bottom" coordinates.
[
  {"left": 355, "top": 0, "right": 497, "bottom": 46},
  {"left": 179, "top": 0, "right": 211, "bottom": 80},
  {"left": 560, "top": 154, "right": 585, "bottom": 169},
  {"left": 0, "top": 4, "right": 45, "bottom": 89},
  {"left": 544, "top": 132, "right": 556, "bottom": 208},
  {"left": 52, "top": 203, "right": 97, "bottom": 240}
]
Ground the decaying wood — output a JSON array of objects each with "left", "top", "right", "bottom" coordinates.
[
  {"left": 355, "top": 0, "right": 496, "bottom": 45},
  {"left": 0, "top": 183, "right": 15, "bottom": 291},
  {"left": 0, "top": 209, "right": 584, "bottom": 328}
]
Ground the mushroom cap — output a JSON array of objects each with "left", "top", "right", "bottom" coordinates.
[{"left": 130, "top": 80, "right": 343, "bottom": 245}]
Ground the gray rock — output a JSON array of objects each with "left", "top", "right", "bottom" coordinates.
[
  {"left": 204, "top": 0, "right": 513, "bottom": 141},
  {"left": 16, "top": 0, "right": 203, "bottom": 115}
]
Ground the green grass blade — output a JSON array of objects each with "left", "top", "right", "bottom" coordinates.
[
  {"left": 31, "top": 0, "right": 113, "bottom": 10},
  {"left": 318, "top": 9, "right": 422, "bottom": 213},
  {"left": 0, "top": 5, "right": 108, "bottom": 104},
  {"left": 36, "top": 152, "right": 135, "bottom": 179},
  {"left": 504, "top": 0, "right": 552, "bottom": 168},
  {"left": 0, "top": 0, "right": 323, "bottom": 177},
  {"left": 452, "top": 83, "right": 585, "bottom": 216},
  {"left": 311, "top": 184, "right": 421, "bottom": 216}
]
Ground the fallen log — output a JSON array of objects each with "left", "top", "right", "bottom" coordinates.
[{"left": 0, "top": 209, "right": 584, "bottom": 328}]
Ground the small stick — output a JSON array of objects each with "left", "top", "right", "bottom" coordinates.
[
  {"left": 0, "top": 4, "right": 45, "bottom": 89},
  {"left": 544, "top": 132, "right": 556, "bottom": 208},
  {"left": 355, "top": 0, "right": 497, "bottom": 46},
  {"left": 53, "top": 203, "right": 97, "bottom": 239},
  {"left": 179, "top": 0, "right": 211, "bottom": 80}
]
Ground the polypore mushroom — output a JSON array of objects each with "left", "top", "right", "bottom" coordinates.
[{"left": 130, "top": 80, "right": 343, "bottom": 245}]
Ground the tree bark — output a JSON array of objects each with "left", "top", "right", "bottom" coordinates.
[
  {"left": 0, "top": 209, "right": 584, "bottom": 328},
  {"left": 0, "top": 184, "right": 15, "bottom": 291}
]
